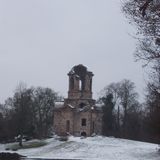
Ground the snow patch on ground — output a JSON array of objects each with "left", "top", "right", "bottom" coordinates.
[{"left": 0, "top": 136, "right": 159, "bottom": 160}]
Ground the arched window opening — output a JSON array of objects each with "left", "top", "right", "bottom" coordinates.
[
  {"left": 79, "top": 80, "right": 82, "bottom": 91},
  {"left": 70, "top": 77, "right": 74, "bottom": 90}
]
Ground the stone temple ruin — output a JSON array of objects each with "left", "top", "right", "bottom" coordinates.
[{"left": 53, "top": 64, "right": 102, "bottom": 136}]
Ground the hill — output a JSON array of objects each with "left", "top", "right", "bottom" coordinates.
[{"left": 0, "top": 136, "right": 159, "bottom": 160}]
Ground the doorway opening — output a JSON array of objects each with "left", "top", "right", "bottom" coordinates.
[{"left": 81, "top": 132, "right": 87, "bottom": 137}]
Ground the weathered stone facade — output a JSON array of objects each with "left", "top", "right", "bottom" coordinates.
[{"left": 53, "top": 64, "right": 102, "bottom": 136}]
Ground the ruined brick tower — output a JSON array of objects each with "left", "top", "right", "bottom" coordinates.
[{"left": 54, "top": 64, "right": 102, "bottom": 136}]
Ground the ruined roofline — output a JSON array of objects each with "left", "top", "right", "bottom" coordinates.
[{"left": 68, "top": 64, "right": 94, "bottom": 77}]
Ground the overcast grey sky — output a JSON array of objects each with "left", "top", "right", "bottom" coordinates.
[{"left": 0, "top": 0, "right": 145, "bottom": 102}]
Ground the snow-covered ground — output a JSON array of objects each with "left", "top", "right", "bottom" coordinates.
[{"left": 0, "top": 136, "right": 159, "bottom": 160}]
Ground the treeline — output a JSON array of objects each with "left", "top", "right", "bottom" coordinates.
[
  {"left": 100, "top": 79, "right": 160, "bottom": 143},
  {"left": 121, "top": 0, "right": 160, "bottom": 144},
  {"left": 0, "top": 79, "right": 159, "bottom": 144},
  {"left": 0, "top": 83, "right": 61, "bottom": 144}
]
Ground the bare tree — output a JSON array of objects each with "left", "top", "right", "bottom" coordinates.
[
  {"left": 118, "top": 79, "right": 139, "bottom": 137},
  {"left": 33, "top": 87, "right": 58, "bottom": 138},
  {"left": 122, "top": 0, "right": 160, "bottom": 64},
  {"left": 100, "top": 80, "right": 141, "bottom": 139},
  {"left": 13, "top": 84, "right": 34, "bottom": 146},
  {"left": 122, "top": 0, "right": 160, "bottom": 142}
]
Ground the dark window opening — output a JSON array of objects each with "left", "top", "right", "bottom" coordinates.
[
  {"left": 81, "top": 118, "right": 86, "bottom": 126},
  {"left": 66, "top": 120, "right": 70, "bottom": 132},
  {"left": 92, "top": 121, "right": 95, "bottom": 133},
  {"left": 79, "top": 103, "right": 86, "bottom": 109},
  {"left": 90, "top": 79, "right": 92, "bottom": 91}
]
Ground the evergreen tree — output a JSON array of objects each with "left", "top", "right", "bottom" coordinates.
[{"left": 101, "top": 94, "right": 115, "bottom": 136}]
